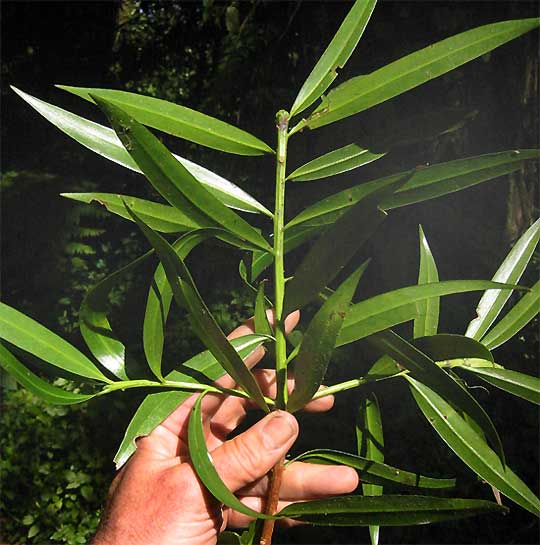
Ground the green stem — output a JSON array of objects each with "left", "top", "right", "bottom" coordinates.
[{"left": 274, "top": 109, "right": 290, "bottom": 410}]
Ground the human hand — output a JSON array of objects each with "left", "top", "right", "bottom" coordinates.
[{"left": 91, "top": 312, "right": 358, "bottom": 545}]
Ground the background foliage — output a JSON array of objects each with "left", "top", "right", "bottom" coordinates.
[{"left": 1, "top": 1, "right": 538, "bottom": 543}]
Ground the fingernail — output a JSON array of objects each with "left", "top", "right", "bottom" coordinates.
[{"left": 262, "top": 411, "right": 297, "bottom": 450}]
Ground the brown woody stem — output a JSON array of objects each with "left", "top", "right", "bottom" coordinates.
[{"left": 260, "top": 456, "right": 285, "bottom": 545}]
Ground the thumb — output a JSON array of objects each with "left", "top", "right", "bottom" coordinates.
[{"left": 211, "top": 411, "right": 298, "bottom": 492}]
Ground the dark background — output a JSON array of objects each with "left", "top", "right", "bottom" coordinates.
[{"left": 1, "top": 1, "right": 539, "bottom": 544}]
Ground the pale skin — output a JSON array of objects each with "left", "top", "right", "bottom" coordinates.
[{"left": 91, "top": 311, "right": 359, "bottom": 545}]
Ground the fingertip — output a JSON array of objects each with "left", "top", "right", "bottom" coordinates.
[
  {"left": 284, "top": 310, "right": 300, "bottom": 333},
  {"left": 338, "top": 466, "right": 360, "bottom": 493},
  {"left": 303, "top": 394, "right": 334, "bottom": 412}
]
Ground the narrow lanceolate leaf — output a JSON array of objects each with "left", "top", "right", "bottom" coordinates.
[
  {"left": 114, "top": 336, "right": 268, "bottom": 468},
  {"left": 407, "top": 375, "right": 540, "bottom": 516},
  {"left": 287, "top": 144, "right": 385, "bottom": 182},
  {"left": 254, "top": 283, "right": 273, "bottom": 337},
  {"left": 294, "top": 449, "right": 455, "bottom": 489},
  {"left": 459, "top": 367, "right": 540, "bottom": 405},
  {"left": 414, "top": 226, "right": 440, "bottom": 338},
  {"left": 369, "top": 330, "right": 505, "bottom": 466},
  {"left": 284, "top": 176, "right": 406, "bottom": 314},
  {"left": 127, "top": 206, "right": 269, "bottom": 412},
  {"left": 11, "top": 88, "right": 270, "bottom": 215},
  {"left": 303, "top": 18, "right": 540, "bottom": 129},
  {"left": 94, "top": 97, "right": 271, "bottom": 252},
  {"left": 288, "top": 264, "right": 367, "bottom": 412},
  {"left": 0, "top": 302, "right": 108, "bottom": 382},
  {"left": 189, "top": 393, "right": 275, "bottom": 519},
  {"left": 81, "top": 251, "right": 153, "bottom": 381},
  {"left": 337, "top": 280, "right": 518, "bottom": 347},
  {"left": 279, "top": 495, "right": 505, "bottom": 526},
  {"left": 482, "top": 280, "right": 540, "bottom": 350},
  {"left": 58, "top": 85, "right": 274, "bottom": 156},
  {"left": 290, "top": 0, "right": 377, "bottom": 117},
  {"left": 0, "top": 343, "right": 95, "bottom": 405},
  {"left": 466, "top": 218, "right": 540, "bottom": 340},
  {"left": 144, "top": 230, "right": 221, "bottom": 379},
  {"left": 357, "top": 395, "right": 384, "bottom": 545}
]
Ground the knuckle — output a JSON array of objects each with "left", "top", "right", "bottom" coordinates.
[{"left": 229, "top": 436, "right": 263, "bottom": 482}]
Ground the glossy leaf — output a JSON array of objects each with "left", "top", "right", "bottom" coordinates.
[
  {"left": 466, "top": 218, "right": 540, "bottom": 340},
  {"left": 290, "top": 0, "right": 377, "bottom": 116},
  {"left": 304, "top": 18, "right": 540, "bottom": 129},
  {"left": 0, "top": 302, "right": 108, "bottom": 382},
  {"left": 413, "top": 334, "right": 494, "bottom": 363},
  {"left": 94, "top": 96, "right": 271, "bottom": 252},
  {"left": 288, "top": 264, "right": 367, "bottom": 412},
  {"left": 287, "top": 144, "right": 385, "bottom": 182},
  {"left": 189, "top": 392, "right": 275, "bottom": 519},
  {"left": 127, "top": 205, "right": 269, "bottom": 411},
  {"left": 279, "top": 495, "right": 504, "bottom": 526},
  {"left": 357, "top": 395, "right": 384, "bottom": 545},
  {"left": 414, "top": 226, "right": 440, "bottom": 338},
  {"left": 294, "top": 449, "right": 455, "bottom": 489},
  {"left": 254, "top": 283, "right": 273, "bottom": 337},
  {"left": 144, "top": 230, "right": 221, "bottom": 379},
  {"left": 81, "top": 251, "right": 153, "bottom": 381},
  {"left": 407, "top": 375, "right": 540, "bottom": 516},
  {"left": 11, "top": 87, "right": 270, "bottom": 215},
  {"left": 283, "top": 176, "right": 407, "bottom": 314},
  {"left": 58, "top": 85, "right": 274, "bottom": 155},
  {"left": 114, "top": 335, "right": 268, "bottom": 468},
  {"left": 0, "top": 343, "right": 95, "bottom": 405},
  {"left": 337, "top": 280, "right": 518, "bottom": 347},
  {"left": 459, "top": 367, "right": 540, "bottom": 405},
  {"left": 482, "top": 280, "right": 540, "bottom": 350},
  {"left": 369, "top": 330, "right": 505, "bottom": 465}
]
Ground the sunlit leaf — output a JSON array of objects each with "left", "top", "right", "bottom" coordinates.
[
  {"left": 11, "top": 87, "right": 270, "bottom": 215},
  {"left": 189, "top": 392, "right": 275, "bottom": 518},
  {"left": 290, "top": 0, "right": 377, "bottom": 116},
  {"left": 93, "top": 96, "right": 272, "bottom": 252},
  {"left": 302, "top": 18, "right": 540, "bottom": 129},
  {"left": 0, "top": 343, "right": 95, "bottom": 405},
  {"left": 288, "top": 144, "right": 385, "bottom": 182},
  {"left": 414, "top": 226, "right": 439, "bottom": 338},
  {"left": 0, "top": 302, "right": 108, "bottom": 382},
  {"left": 407, "top": 375, "right": 540, "bottom": 516},
  {"left": 278, "top": 494, "right": 505, "bottom": 526},
  {"left": 288, "top": 264, "right": 367, "bottom": 412},
  {"left": 466, "top": 218, "right": 540, "bottom": 340},
  {"left": 481, "top": 280, "right": 540, "bottom": 350},
  {"left": 369, "top": 330, "right": 505, "bottom": 465},
  {"left": 57, "top": 85, "right": 274, "bottom": 155}
]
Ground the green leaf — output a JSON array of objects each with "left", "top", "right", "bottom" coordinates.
[
  {"left": 466, "top": 218, "right": 540, "bottom": 340},
  {"left": 254, "top": 282, "right": 273, "bottom": 337},
  {"left": 482, "top": 280, "right": 540, "bottom": 350},
  {"left": 0, "top": 302, "right": 108, "bottom": 382},
  {"left": 80, "top": 251, "right": 153, "bottom": 381},
  {"left": 114, "top": 336, "right": 268, "bottom": 468},
  {"left": 294, "top": 449, "right": 455, "bottom": 489},
  {"left": 93, "top": 96, "right": 271, "bottom": 252},
  {"left": 287, "top": 150, "right": 540, "bottom": 231},
  {"left": 127, "top": 205, "right": 269, "bottom": 412},
  {"left": 413, "top": 334, "right": 494, "bottom": 363},
  {"left": 287, "top": 144, "right": 385, "bottom": 182},
  {"left": 459, "top": 367, "right": 540, "bottom": 405},
  {"left": 304, "top": 18, "right": 540, "bottom": 129},
  {"left": 11, "top": 87, "right": 270, "bottom": 215},
  {"left": 288, "top": 264, "right": 367, "bottom": 412},
  {"left": 356, "top": 395, "right": 384, "bottom": 545},
  {"left": 278, "top": 495, "right": 505, "bottom": 526},
  {"left": 414, "top": 226, "right": 440, "bottom": 338},
  {"left": 290, "top": 0, "right": 377, "bottom": 116},
  {"left": 0, "top": 343, "right": 95, "bottom": 405},
  {"left": 58, "top": 85, "right": 274, "bottom": 156},
  {"left": 144, "top": 230, "right": 222, "bottom": 380},
  {"left": 368, "top": 330, "right": 505, "bottom": 466},
  {"left": 407, "top": 375, "right": 540, "bottom": 516},
  {"left": 338, "top": 280, "right": 519, "bottom": 347},
  {"left": 189, "top": 392, "right": 275, "bottom": 519},
  {"left": 283, "top": 175, "right": 407, "bottom": 314}
]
